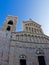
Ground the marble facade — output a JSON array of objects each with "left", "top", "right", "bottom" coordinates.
[{"left": 0, "top": 15, "right": 49, "bottom": 65}]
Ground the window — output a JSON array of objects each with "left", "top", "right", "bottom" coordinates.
[
  {"left": 29, "top": 27, "right": 31, "bottom": 32},
  {"left": 38, "top": 56, "right": 46, "bottom": 65},
  {"left": 32, "top": 28, "right": 33, "bottom": 32},
  {"left": 6, "top": 26, "right": 11, "bottom": 31},
  {"left": 20, "top": 59, "right": 26, "bottom": 65},
  {"left": 26, "top": 27, "right": 28, "bottom": 32},
  {"left": 28, "top": 24, "right": 29, "bottom": 26},
  {"left": 8, "top": 20, "right": 13, "bottom": 25},
  {"left": 29, "top": 27, "right": 30, "bottom": 30},
  {"left": 25, "top": 24, "right": 27, "bottom": 26},
  {"left": 34, "top": 29, "right": 36, "bottom": 33}
]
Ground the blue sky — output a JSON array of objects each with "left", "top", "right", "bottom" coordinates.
[{"left": 0, "top": 0, "right": 49, "bottom": 35}]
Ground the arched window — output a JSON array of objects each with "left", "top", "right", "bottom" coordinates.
[
  {"left": 19, "top": 55, "right": 26, "bottom": 65},
  {"left": 6, "top": 26, "right": 11, "bottom": 31},
  {"left": 26, "top": 27, "right": 28, "bottom": 32},
  {"left": 23, "top": 34, "right": 27, "bottom": 41},
  {"left": 27, "top": 34, "right": 31, "bottom": 41},
  {"left": 8, "top": 20, "right": 13, "bottom": 25}
]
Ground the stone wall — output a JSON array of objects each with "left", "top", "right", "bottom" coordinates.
[
  {"left": 9, "top": 40, "right": 49, "bottom": 65},
  {"left": 0, "top": 31, "right": 10, "bottom": 65}
]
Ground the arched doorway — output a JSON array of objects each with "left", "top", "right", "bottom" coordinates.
[
  {"left": 36, "top": 48, "right": 46, "bottom": 65},
  {"left": 19, "top": 55, "right": 26, "bottom": 65}
]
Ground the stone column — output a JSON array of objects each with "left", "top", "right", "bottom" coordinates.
[{"left": 9, "top": 46, "right": 15, "bottom": 65}]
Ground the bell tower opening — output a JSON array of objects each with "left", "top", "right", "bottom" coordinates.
[
  {"left": 8, "top": 20, "right": 13, "bottom": 25},
  {"left": 2, "top": 15, "right": 18, "bottom": 32},
  {"left": 6, "top": 26, "right": 11, "bottom": 31}
]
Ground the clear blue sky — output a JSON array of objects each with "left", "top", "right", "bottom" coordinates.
[{"left": 0, "top": 0, "right": 49, "bottom": 35}]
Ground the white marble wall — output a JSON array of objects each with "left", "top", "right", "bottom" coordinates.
[
  {"left": 10, "top": 41, "right": 49, "bottom": 65},
  {"left": 0, "top": 31, "right": 10, "bottom": 65},
  {"left": 0, "top": 30, "right": 49, "bottom": 65}
]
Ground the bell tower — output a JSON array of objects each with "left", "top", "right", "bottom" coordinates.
[{"left": 2, "top": 15, "right": 18, "bottom": 32}]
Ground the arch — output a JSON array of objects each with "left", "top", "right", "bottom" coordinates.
[
  {"left": 26, "top": 27, "right": 28, "bottom": 32},
  {"left": 8, "top": 20, "right": 13, "bottom": 25},
  {"left": 31, "top": 35, "right": 34, "bottom": 37},
  {"left": 19, "top": 54, "right": 26, "bottom": 59},
  {"left": 27, "top": 34, "right": 30, "bottom": 36},
  {"left": 36, "top": 48, "right": 44, "bottom": 55},
  {"left": 23, "top": 34, "right": 27, "bottom": 36},
  {"left": 6, "top": 26, "right": 11, "bottom": 31}
]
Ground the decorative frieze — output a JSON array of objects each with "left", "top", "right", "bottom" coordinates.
[{"left": 11, "top": 33, "right": 49, "bottom": 43}]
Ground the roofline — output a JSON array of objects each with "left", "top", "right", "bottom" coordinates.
[{"left": 22, "top": 20, "right": 41, "bottom": 27}]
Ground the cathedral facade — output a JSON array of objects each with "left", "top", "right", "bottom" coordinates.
[{"left": 0, "top": 15, "right": 49, "bottom": 65}]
